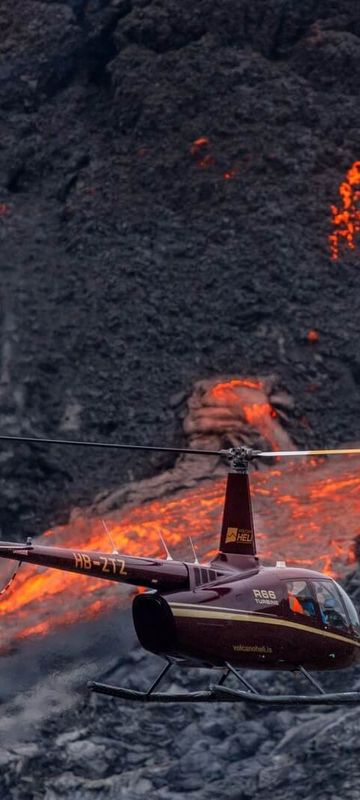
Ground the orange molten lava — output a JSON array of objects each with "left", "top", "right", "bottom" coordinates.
[
  {"left": 307, "top": 330, "right": 319, "bottom": 343},
  {"left": 190, "top": 137, "right": 210, "bottom": 156},
  {"left": 329, "top": 161, "right": 360, "bottom": 259},
  {"left": 0, "top": 377, "right": 358, "bottom": 650},
  {"left": 190, "top": 137, "right": 237, "bottom": 178},
  {"left": 206, "top": 380, "right": 281, "bottom": 451},
  {"left": 190, "top": 137, "right": 215, "bottom": 168},
  {"left": 209, "top": 379, "right": 264, "bottom": 398}
]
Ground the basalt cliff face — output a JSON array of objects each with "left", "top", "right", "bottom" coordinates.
[
  {"left": 1, "top": 1, "right": 360, "bottom": 798},
  {"left": 1, "top": 0, "right": 360, "bottom": 537}
]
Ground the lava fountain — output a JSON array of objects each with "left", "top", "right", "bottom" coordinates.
[
  {"left": 329, "top": 161, "right": 360, "bottom": 260},
  {"left": 0, "top": 376, "right": 359, "bottom": 651}
]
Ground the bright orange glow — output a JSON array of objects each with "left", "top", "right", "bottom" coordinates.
[
  {"left": 190, "top": 138, "right": 237, "bottom": 177},
  {"left": 307, "top": 330, "right": 319, "bottom": 343},
  {"left": 16, "top": 598, "right": 113, "bottom": 643},
  {"left": 190, "top": 137, "right": 210, "bottom": 156},
  {"left": 242, "top": 403, "right": 275, "bottom": 426},
  {"left": 208, "top": 379, "right": 264, "bottom": 402},
  {"left": 329, "top": 161, "right": 360, "bottom": 259},
  {"left": 205, "top": 380, "right": 283, "bottom": 451},
  {"left": 196, "top": 154, "right": 216, "bottom": 169},
  {"left": 1, "top": 377, "right": 359, "bottom": 650},
  {"left": 190, "top": 137, "right": 216, "bottom": 169}
]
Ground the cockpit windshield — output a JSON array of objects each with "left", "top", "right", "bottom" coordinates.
[
  {"left": 334, "top": 581, "right": 360, "bottom": 634},
  {"left": 313, "top": 580, "right": 349, "bottom": 631}
]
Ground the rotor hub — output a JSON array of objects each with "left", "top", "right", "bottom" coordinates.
[{"left": 219, "top": 446, "right": 261, "bottom": 472}]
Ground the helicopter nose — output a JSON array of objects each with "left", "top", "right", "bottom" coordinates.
[{"left": 132, "top": 593, "right": 177, "bottom": 654}]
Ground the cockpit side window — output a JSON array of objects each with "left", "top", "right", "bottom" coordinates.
[
  {"left": 313, "top": 580, "right": 349, "bottom": 631},
  {"left": 286, "top": 580, "right": 317, "bottom": 619}
]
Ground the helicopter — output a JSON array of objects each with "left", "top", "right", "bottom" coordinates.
[{"left": 0, "top": 433, "right": 360, "bottom": 706}]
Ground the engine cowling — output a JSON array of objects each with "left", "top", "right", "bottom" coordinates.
[{"left": 132, "top": 592, "right": 178, "bottom": 655}]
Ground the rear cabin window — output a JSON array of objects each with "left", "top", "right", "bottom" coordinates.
[
  {"left": 286, "top": 580, "right": 317, "bottom": 619},
  {"left": 313, "top": 580, "right": 350, "bottom": 631}
]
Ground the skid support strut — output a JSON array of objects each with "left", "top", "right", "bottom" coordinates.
[
  {"left": 89, "top": 659, "right": 172, "bottom": 701},
  {"left": 146, "top": 660, "right": 172, "bottom": 697},
  {"left": 224, "top": 662, "right": 259, "bottom": 694},
  {"left": 297, "top": 665, "right": 325, "bottom": 694}
]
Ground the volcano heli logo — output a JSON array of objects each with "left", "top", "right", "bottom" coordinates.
[
  {"left": 329, "top": 162, "right": 360, "bottom": 260},
  {"left": 225, "top": 527, "right": 253, "bottom": 544}
]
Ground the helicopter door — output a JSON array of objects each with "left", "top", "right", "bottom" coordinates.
[
  {"left": 312, "top": 580, "right": 350, "bottom": 632},
  {"left": 285, "top": 580, "right": 318, "bottom": 623}
]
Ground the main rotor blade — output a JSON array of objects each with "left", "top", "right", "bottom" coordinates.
[
  {"left": 2, "top": 435, "right": 359, "bottom": 460},
  {"left": 258, "top": 448, "right": 360, "bottom": 457},
  {"left": 0, "top": 434, "right": 221, "bottom": 457}
]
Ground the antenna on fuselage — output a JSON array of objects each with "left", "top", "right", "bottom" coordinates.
[
  {"left": 189, "top": 537, "right": 199, "bottom": 564},
  {"left": 159, "top": 534, "right": 173, "bottom": 561},
  {"left": 101, "top": 520, "right": 119, "bottom": 554}
]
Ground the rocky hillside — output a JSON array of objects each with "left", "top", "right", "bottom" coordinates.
[
  {"left": 1, "top": 1, "right": 360, "bottom": 797},
  {"left": 1, "top": 0, "right": 360, "bottom": 538}
]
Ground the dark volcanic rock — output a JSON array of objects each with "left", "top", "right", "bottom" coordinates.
[
  {"left": 1, "top": 0, "right": 360, "bottom": 797},
  {"left": 0, "top": 0, "right": 360, "bottom": 537}
]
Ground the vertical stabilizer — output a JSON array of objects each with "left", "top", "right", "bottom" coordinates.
[{"left": 218, "top": 471, "right": 257, "bottom": 557}]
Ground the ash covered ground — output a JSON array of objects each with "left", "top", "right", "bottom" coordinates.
[{"left": 1, "top": 0, "right": 360, "bottom": 797}]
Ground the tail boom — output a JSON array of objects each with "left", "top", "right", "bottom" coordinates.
[{"left": 0, "top": 542, "right": 189, "bottom": 591}]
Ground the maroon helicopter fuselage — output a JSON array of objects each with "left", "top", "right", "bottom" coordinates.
[
  {"left": 133, "top": 562, "right": 360, "bottom": 671},
  {"left": 0, "top": 542, "right": 358, "bottom": 673}
]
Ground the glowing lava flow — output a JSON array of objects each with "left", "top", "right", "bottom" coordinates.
[
  {"left": 329, "top": 161, "right": 360, "bottom": 260},
  {"left": 190, "top": 137, "right": 237, "bottom": 179},
  {"left": 206, "top": 379, "right": 280, "bottom": 450},
  {"left": 0, "top": 377, "right": 359, "bottom": 650},
  {"left": 190, "top": 136, "right": 216, "bottom": 169}
]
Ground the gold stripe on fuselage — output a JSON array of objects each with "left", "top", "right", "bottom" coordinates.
[{"left": 168, "top": 602, "right": 360, "bottom": 648}]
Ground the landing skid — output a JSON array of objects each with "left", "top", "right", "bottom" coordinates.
[
  {"left": 212, "top": 686, "right": 360, "bottom": 705},
  {"left": 88, "top": 661, "right": 360, "bottom": 706},
  {"left": 88, "top": 684, "right": 223, "bottom": 703}
]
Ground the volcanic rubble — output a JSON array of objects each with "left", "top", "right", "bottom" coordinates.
[
  {"left": 1, "top": 0, "right": 360, "bottom": 796},
  {"left": 1, "top": 581, "right": 360, "bottom": 800}
]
